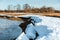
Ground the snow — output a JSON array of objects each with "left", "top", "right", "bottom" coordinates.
[
  {"left": 0, "top": 15, "right": 60, "bottom": 40},
  {"left": 16, "top": 32, "right": 29, "bottom": 40},
  {"left": 31, "top": 16, "right": 42, "bottom": 23},
  {"left": 16, "top": 15, "right": 60, "bottom": 40},
  {"left": 25, "top": 23, "right": 36, "bottom": 39},
  {"left": 35, "top": 25, "right": 53, "bottom": 38}
]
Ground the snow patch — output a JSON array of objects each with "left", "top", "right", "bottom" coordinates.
[{"left": 16, "top": 32, "right": 29, "bottom": 40}]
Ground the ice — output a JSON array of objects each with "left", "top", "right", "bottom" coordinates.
[
  {"left": 35, "top": 25, "right": 53, "bottom": 37},
  {"left": 25, "top": 23, "right": 36, "bottom": 39},
  {"left": 17, "top": 15, "right": 60, "bottom": 40},
  {"left": 31, "top": 16, "right": 42, "bottom": 23},
  {"left": 16, "top": 32, "right": 29, "bottom": 40},
  {"left": 0, "top": 15, "right": 60, "bottom": 40}
]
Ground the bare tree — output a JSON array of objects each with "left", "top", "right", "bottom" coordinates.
[
  {"left": 23, "top": 4, "right": 31, "bottom": 10},
  {"left": 47, "top": 7, "right": 54, "bottom": 13},
  {"left": 8, "top": 5, "right": 13, "bottom": 10},
  {"left": 16, "top": 4, "right": 20, "bottom": 10},
  {"left": 8, "top": 5, "right": 11, "bottom": 10}
]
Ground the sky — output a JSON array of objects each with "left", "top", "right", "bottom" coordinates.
[{"left": 0, "top": 0, "right": 60, "bottom": 10}]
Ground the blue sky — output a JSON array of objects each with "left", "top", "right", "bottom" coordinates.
[{"left": 0, "top": 0, "right": 60, "bottom": 10}]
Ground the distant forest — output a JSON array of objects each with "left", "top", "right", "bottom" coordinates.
[{"left": 0, "top": 4, "right": 60, "bottom": 13}]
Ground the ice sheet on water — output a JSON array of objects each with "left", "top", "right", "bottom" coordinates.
[
  {"left": 25, "top": 24, "right": 53, "bottom": 40},
  {"left": 25, "top": 23, "right": 36, "bottom": 39},
  {"left": 16, "top": 32, "right": 29, "bottom": 40},
  {"left": 0, "top": 15, "right": 60, "bottom": 40},
  {"left": 20, "top": 15, "right": 42, "bottom": 23},
  {"left": 35, "top": 25, "right": 53, "bottom": 40},
  {"left": 17, "top": 15, "right": 60, "bottom": 40},
  {"left": 31, "top": 16, "right": 42, "bottom": 23},
  {"left": 34, "top": 16, "right": 60, "bottom": 40}
]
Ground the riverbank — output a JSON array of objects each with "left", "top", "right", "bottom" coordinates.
[{"left": 0, "top": 12, "right": 60, "bottom": 21}]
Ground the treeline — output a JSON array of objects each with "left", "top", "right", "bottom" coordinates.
[{"left": 0, "top": 4, "right": 60, "bottom": 13}]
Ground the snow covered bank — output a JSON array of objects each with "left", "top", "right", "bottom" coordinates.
[{"left": 16, "top": 15, "right": 60, "bottom": 40}]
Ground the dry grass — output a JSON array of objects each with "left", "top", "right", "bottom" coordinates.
[
  {"left": 0, "top": 12, "right": 60, "bottom": 16},
  {"left": 8, "top": 17, "right": 23, "bottom": 21},
  {"left": 0, "top": 12, "right": 60, "bottom": 21}
]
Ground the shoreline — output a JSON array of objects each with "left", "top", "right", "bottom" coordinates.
[{"left": 0, "top": 13, "right": 60, "bottom": 21}]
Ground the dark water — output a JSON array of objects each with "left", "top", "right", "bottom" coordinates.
[{"left": 0, "top": 18, "right": 23, "bottom": 40}]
